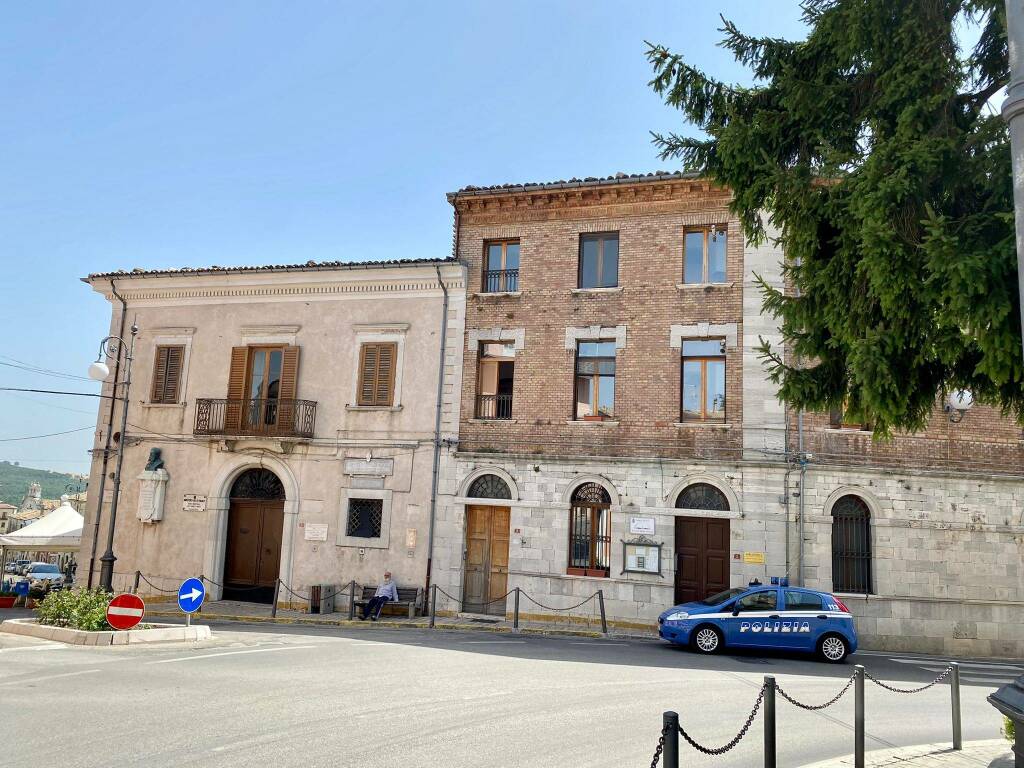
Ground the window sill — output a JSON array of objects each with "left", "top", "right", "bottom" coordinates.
[
  {"left": 673, "top": 421, "right": 730, "bottom": 429},
  {"left": 468, "top": 418, "right": 518, "bottom": 424},
  {"left": 140, "top": 401, "right": 186, "bottom": 409},
  {"left": 676, "top": 281, "right": 734, "bottom": 290},
  {"left": 570, "top": 286, "right": 623, "bottom": 295},
  {"left": 345, "top": 405, "right": 403, "bottom": 412},
  {"left": 566, "top": 567, "right": 610, "bottom": 578},
  {"left": 823, "top": 427, "right": 872, "bottom": 434},
  {"left": 473, "top": 291, "right": 522, "bottom": 299},
  {"left": 566, "top": 419, "right": 619, "bottom": 427}
]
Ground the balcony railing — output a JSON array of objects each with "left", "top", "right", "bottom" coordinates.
[
  {"left": 194, "top": 398, "right": 317, "bottom": 438},
  {"left": 482, "top": 269, "right": 519, "bottom": 293},
  {"left": 475, "top": 393, "right": 513, "bottom": 420}
]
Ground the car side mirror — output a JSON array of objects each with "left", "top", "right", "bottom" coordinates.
[{"left": 730, "top": 604, "right": 740, "bottom": 616}]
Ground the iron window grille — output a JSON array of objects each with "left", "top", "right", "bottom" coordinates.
[
  {"left": 675, "top": 482, "right": 730, "bottom": 511},
  {"left": 568, "top": 482, "right": 612, "bottom": 577},
  {"left": 467, "top": 474, "right": 512, "bottom": 500},
  {"left": 831, "top": 495, "right": 872, "bottom": 594},
  {"left": 346, "top": 498, "right": 384, "bottom": 539}
]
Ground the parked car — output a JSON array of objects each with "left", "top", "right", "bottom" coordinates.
[
  {"left": 22, "top": 562, "right": 67, "bottom": 593},
  {"left": 4, "top": 559, "right": 31, "bottom": 575},
  {"left": 658, "top": 580, "right": 858, "bottom": 663}
]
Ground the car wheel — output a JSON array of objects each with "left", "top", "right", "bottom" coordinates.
[
  {"left": 691, "top": 625, "right": 723, "bottom": 654},
  {"left": 818, "top": 634, "right": 849, "bottom": 663}
]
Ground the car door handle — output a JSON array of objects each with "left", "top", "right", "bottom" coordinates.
[
  {"left": 817, "top": 615, "right": 827, "bottom": 619},
  {"left": 769, "top": 615, "right": 780, "bottom": 620}
]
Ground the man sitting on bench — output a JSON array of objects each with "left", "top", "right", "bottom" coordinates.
[{"left": 361, "top": 571, "right": 398, "bottom": 621}]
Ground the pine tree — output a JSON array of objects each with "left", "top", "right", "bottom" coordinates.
[{"left": 648, "top": 0, "right": 1019, "bottom": 433}]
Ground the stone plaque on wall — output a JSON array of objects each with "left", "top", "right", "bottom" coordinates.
[{"left": 343, "top": 458, "right": 394, "bottom": 476}]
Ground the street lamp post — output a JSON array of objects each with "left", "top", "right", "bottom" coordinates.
[{"left": 88, "top": 324, "right": 137, "bottom": 593}]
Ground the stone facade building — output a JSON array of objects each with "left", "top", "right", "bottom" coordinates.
[
  {"left": 79, "top": 259, "right": 465, "bottom": 605},
  {"left": 432, "top": 171, "right": 1024, "bottom": 657}
]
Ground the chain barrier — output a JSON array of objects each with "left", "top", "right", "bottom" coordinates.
[
  {"left": 649, "top": 724, "right": 668, "bottom": 768},
  {"left": 277, "top": 580, "right": 310, "bottom": 602},
  {"left": 198, "top": 575, "right": 266, "bottom": 592},
  {"left": 137, "top": 573, "right": 181, "bottom": 594},
  {"left": 435, "top": 585, "right": 513, "bottom": 609},
  {"left": 776, "top": 673, "right": 856, "bottom": 711},
  {"left": 676, "top": 683, "right": 766, "bottom": 756},
  {"left": 520, "top": 591, "right": 599, "bottom": 612},
  {"left": 865, "top": 665, "right": 953, "bottom": 694}
]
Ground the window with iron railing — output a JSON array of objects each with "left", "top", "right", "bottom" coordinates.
[
  {"left": 831, "top": 495, "right": 872, "bottom": 593},
  {"left": 483, "top": 239, "right": 520, "bottom": 293},
  {"left": 567, "top": 482, "right": 611, "bottom": 577},
  {"left": 476, "top": 342, "right": 514, "bottom": 419}
]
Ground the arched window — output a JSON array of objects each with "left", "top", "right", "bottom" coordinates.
[
  {"left": 568, "top": 482, "right": 612, "bottom": 577},
  {"left": 675, "top": 482, "right": 730, "bottom": 511},
  {"left": 230, "top": 468, "right": 285, "bottom": 500},
  {"left": 467, "top": 474, "right": 512, "bottom": 500},
  {"left": 831, "top": 495, "right": 872, "bottom": 593}
]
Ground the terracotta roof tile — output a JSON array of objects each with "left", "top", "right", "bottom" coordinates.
[
  {"left": 447, "top": 170, "right": 700, "bottom": 200},
  {"left": 83, "top": 257, "right": 455, "bottom": 282}
]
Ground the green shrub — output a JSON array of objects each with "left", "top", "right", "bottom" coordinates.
[
  {"left": 36, "top": 588, "right": 112, "bottom": 631},
  {"left": 1005, "top": 716, "right": 1016, "bottom": 744}
]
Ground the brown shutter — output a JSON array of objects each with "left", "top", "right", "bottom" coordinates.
[
  {"left": 357, "top": 344, "right": 378, "bottom": 406},
  {"left": 375, "top": 343, "right": 396, "bottom": 406},
  {"left": 225, "top": 346, "right": 249, "bottom": 431},
  {"left": 151, "top": 347, "right": 169, "bottom": 403},
  {"left": 276, "top": 346, "right": 301, "bottom": 432}
]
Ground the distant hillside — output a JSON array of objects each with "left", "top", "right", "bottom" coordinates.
[{"left": 0, "top": 461, "right": 84, "bottom": 507}]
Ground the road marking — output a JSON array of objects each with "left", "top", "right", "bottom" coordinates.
[
  {"left": 147, "top": 645, "right": 316, "bottom": 665},
  {"left": 919, "top": 665, "right": 1015, "bottom": 678},
  {"left": 889, "top": 658, "right": 1024, "bottom": 671},
  {"left": 0, "top": 668, "right": 100, "bottom": 686},
  {"left": 569, "top": 641, "right": 630, "bottom": 646},
  {"left": 962, "top": 676, "right": 1011, "bottom": 685},
  {"left": 0, "top": 643, "right": 67, "bottom": 653},
  {"left": 458, "top": 640, "right": 526, "bottom": 645}
]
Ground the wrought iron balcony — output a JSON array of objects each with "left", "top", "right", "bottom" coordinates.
[
  {"left": 475, "top": 393, "right": 513, "bottom": 420},
  {"left": 194, "top": 398, "right": 317, "bottom": 439},
  {"left": 482, "top": 269, "right": 519, "bottom": 293}
]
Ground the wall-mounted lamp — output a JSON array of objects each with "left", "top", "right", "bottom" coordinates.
[{"left": 944, "top": 390, "right": 974, "bottom": 423}]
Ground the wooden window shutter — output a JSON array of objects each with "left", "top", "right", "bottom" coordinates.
[
  {"left": 225, "top": 346, "right": 249, "bottom": 430},
  {"left": 357, "top": 343, "right": 397, "bottom": 406},
  {"left": 276, "top": 346, "right": 301, "bottom": 431},
  {"left": 151, "top": 345, "right": 184, "bottom": 404}
]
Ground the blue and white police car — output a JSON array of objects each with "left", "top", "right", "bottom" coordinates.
[{"left": 658, "top": 578, "right": 858, "bottom": 663}]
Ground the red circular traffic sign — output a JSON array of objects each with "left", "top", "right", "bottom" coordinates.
[{"left": 106, "top": 593, "right": 145, "bottom": 631}]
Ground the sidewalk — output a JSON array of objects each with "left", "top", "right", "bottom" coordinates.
[
  {"left": 144, "top": 598, "right": 658, "bottom": 639},
  {"left": 798, "top": 740, "right": 1013, "bottom": 768}
]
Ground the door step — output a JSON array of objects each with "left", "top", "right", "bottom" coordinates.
[{"left": 456, "top": 612, "right": 503, "bottom": 623}]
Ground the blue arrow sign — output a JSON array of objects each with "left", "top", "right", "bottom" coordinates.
[{"left": 177, "top": 577, "right": 205, "bottom": 614}]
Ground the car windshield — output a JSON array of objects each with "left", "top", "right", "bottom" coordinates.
[
  {"left": 31, "top": 565, "right": 60, "bottom": 574},
  {"left": 698, "top": 587, "right": 747, "bottom": 606}
]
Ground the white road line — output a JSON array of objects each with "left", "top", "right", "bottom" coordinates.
[
  {"left": 963, "top": 676, "right": 1012, "bottom": 684},
  {"left": 147, "top": 645, "right": 316, "bottom": 665},
  {"left": 0, "top": 644, "right": 67, "bottom": 653},
  {"left": 0, "top": 669, "right": 100, "bottom": 686},
  {"left": 919, "top": 665, "right": 1015, "bottom": 677},
  {"left": 888, "top": 658, "right": 1024, "bottom": 671}
]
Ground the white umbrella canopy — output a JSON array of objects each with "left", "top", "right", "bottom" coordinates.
[{"left": 0, "top": 497, "right": 83, "bottom": 552}]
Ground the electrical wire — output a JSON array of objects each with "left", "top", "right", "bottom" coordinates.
[
  {"left": 0, "top": 355, "right": 94, "bottom": 382},
  {"left": 0, "top": 426, "right": 94, "bottom": 442}
]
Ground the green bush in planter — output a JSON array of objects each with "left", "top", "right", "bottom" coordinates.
[
  {"left": 1006, "top": 716, "right": 1016, "bottom": 744},
  {"left": 36, "top": 588, "right": 112, "bottom": 631}
]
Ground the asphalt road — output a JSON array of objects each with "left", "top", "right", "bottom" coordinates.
[{"left": 0, "top": 617, "right": 1017, "bottom": 768}]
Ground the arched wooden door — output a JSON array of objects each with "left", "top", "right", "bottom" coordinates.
[{"left": 224, "top": 468, "right": 285, "bottom": 603}]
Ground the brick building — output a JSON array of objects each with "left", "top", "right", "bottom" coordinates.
[{"left": 431, "top": 171, "right": 1024, "bottom": 657}]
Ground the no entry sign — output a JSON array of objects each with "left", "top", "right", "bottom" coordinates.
[{"left": 106, "top": 593, "right": 145, "bottom": 631}]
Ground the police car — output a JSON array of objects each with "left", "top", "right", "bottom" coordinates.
[{"left": 658, "top": 578, "right": 857, "bottom": 663}]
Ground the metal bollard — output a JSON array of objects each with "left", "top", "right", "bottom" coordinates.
[
  {"left": 513, "top": 587, "right": 520, "bottom": 632},
  {"left": 663, "top": 711, "right": 679, "bottom": 768},
  {"left": 271, "top": 579, "right": 280, "bottom": 619},
  {"left": 348, "top": 580, "right": 356, "bottom": 621},
  {"left": 597, "top": 589, "right": 608, "bottom": 635},
  {"left": 764, "top": 676, "right": 777, "bottom": 768},
  {"left": 429, "top": 583, "right": 437, "bottom": 629},
  {"left": 951, "top": 662, "right": 962, "bottom": 750},
  {"left": 855, "top": 665, "right": 865, "bottom": 768},
  {"left": 133, "top": 570, "right": 141, "bottom": 594}
]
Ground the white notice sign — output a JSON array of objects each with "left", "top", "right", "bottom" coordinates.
[
  {"left": 304, "top": 523, "right": 329, "bottom": 542},
  {"left": 629, "top": 516, "right": 656, "bottom": 535},
  {"left": 182, "top": 494, "right": 207, "bottom": 512}
]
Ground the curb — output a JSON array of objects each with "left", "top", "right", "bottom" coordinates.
[
  {"left": 0, "top": 617, "right": 211, "bottom": 645},
  {"left": 144, "top": 609, "right": 613, "bottom": 639},
  {"left": 794, "top": 739, "right": 1010, "bottom": 768}
]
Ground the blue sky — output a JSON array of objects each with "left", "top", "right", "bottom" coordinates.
[{"left": 0, "top": 2, "right": 808, "bottom": 475}]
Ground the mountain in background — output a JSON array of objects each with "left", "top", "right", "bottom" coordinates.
[{"left": 0, "top": 461, "right": 85, "bottom": 506}]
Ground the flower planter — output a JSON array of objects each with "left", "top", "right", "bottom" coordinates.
[{"left": 0, "top": 596, "right": 16, "bottom": 608}]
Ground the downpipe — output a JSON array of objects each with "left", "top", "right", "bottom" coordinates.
[{"left": 425, "top": 262, "right": 452, "bottom": 600}]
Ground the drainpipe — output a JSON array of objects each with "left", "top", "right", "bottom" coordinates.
[
  {"left": 86, "top": 280, "right": 126, "bottom": 588},
  {"left": 425, "top": 262, "right": 451, "bottom": 597},
  {"left": 797, "top": 411, "right": 807, "bottom": 587}
]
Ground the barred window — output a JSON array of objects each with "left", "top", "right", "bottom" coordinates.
[
  {"left": 568, "top": 482, "right": 612, "bottom": 578},
  {"left": 831, "top": 495, "right": 872, "bottom": 593},
  {"left": 346, "top": 498, "right": 383, "bottom": 539}
]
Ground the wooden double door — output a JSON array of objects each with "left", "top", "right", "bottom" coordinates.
[
  {"left": 224, "top": 499, "right": 284, "bottom": 603},
  {"left": 674, "top": 516, "right": 730, "bottom": 605},
  {"left": 463, "top": 505, "right": 510, "bottom": 616}
]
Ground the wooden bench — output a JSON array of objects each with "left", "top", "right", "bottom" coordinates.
[{"left": 353, "top": 585, "right": 423, "bottom": 619}]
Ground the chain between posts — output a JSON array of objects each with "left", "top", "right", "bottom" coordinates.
[
  {"left": 649, "top": 724, "right": 668, "bottom": 768},
  {"left": 864, "top": 665, "right": 953, "bottom": 694},
  {"left": 674, "top": 683, "right": 767, "bottom": 757},
  {"left": 776, "top": 673, "right": 857, "bottom": 711}
]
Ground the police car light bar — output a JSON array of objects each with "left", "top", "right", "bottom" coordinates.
[{"left": 770, "top": 576, "right": 790, "bottom": 587}]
